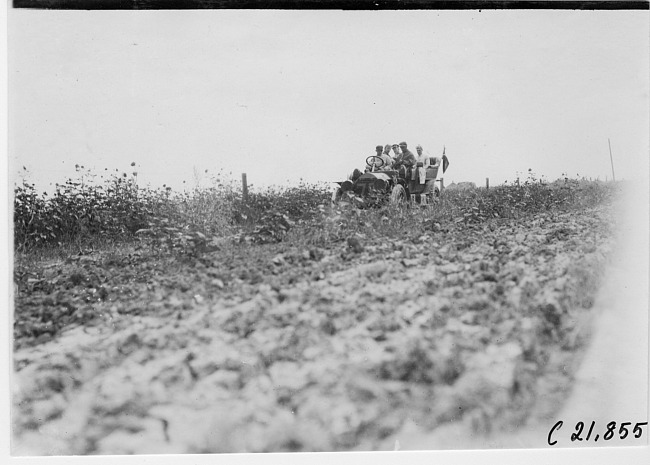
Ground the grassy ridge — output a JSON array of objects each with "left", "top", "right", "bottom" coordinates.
[
  {"left": 13, "top": 167, "right": 617, "bottom": 256},
  {"left": 13, "top": 169, "right": 331, "bottom": 254}
]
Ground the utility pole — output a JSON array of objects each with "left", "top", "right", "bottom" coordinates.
[
  {"left": 242, "top": 173, "right": 248, "bottom": 201},
  {"left": 608, "top": 138, "right": 616, "bottom": 182}
]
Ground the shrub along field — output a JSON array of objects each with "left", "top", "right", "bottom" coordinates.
[{"left": 12, "top": 168, "right": 620, "bottom": 453}]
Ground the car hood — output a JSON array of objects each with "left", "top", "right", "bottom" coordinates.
[{"left": 359, "top": 172, "right": 392, "bottom": 182}]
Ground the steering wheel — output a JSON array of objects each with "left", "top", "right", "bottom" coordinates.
[{"left": 365, "top": 155, "right": 385, "bottom": 170}]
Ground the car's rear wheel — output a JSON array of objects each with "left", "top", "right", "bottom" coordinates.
[
  {"left": 423, "top": 180, "right": 440, "bottom": 203},
  {"left": 390, "top": 184, "right": 406, "bottom": 205}
]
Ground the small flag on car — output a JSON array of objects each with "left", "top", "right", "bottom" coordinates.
[{"left": 442, "top": 146, "right": 449, "bottom": 173}]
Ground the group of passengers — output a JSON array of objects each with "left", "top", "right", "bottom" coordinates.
[
  {"left": 349, "top": 141, "right": 441, "bottom": 182},
  {"left": 365, "top": 141, "right": 435, "bottom": 172}
]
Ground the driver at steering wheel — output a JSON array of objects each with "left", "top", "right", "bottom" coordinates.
[{"left": 365, "top": 145, "right": 392, "bottom": 172}]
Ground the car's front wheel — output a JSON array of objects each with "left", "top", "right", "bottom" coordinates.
[
  {"left": 390, "top": 184, "right": 406, "bottom": 205},
  {"left": 331, "top": 187, "right": 343, "bottom": 205}
]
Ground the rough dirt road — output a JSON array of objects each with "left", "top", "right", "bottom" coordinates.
[
  {"left": 11, "top": 188, "right": 637, "bottom": 455},
  {"left": 388, "top": 180, "right": 649, "bottom": 451}
]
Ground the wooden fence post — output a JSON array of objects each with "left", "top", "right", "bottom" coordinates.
[
  {"left": 242, "top": 173, "right": 248, "bottom": 202},
  {"left": 486, "top": 177, "right": 489, "bottom": 189}
]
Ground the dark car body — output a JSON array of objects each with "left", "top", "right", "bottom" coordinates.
[{"left": 333, "top": 158, "right": 443, "bottom": 207}]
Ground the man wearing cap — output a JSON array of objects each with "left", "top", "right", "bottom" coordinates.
[
  {"left": 395, "top": 141, "right": 416, "bottom": 168},
  {"left": 390, "top": 143, "right": 402, "bottom": 167},
  {"left": 366, "top": 145, "right": 387, "bottom": 172},
  {"left": 391, "top": 143, "right": 402, "bottom": 160}
]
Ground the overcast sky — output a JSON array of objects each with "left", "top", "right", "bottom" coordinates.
[{"left": 8, "top": 9, "right": 649, "bottom": 193}]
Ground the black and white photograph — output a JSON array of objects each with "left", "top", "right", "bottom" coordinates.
[{"left": 4, "top": 2, "right": 650, "bottom": 464}]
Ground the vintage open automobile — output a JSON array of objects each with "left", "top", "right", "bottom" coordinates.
[{"left": 332, "top": 155, "right": 444, "bottom": 207}]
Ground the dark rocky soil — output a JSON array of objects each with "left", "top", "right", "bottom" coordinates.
[{"left": 12, "top": 204, "right": 617, "bottom": 454}]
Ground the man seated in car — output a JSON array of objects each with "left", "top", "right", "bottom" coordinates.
[
  {"left": 395, "top": 141, "right": 416, "bottom": 168},
  {"left": 365, "top": 145, "right": 392, "bottom": 172},
  {"left": 416, "top": 145, "right": 429, "bottom": 166},
  {"left": 381, "top": 144, "right": 394, "bottom": 169},
  {"left": 391, "top": 143, "right": 402, "bottom": 159},
  {"left": 392, "top": 141, "right": 416, "bottom": 179},
  {"left": 415, "top": 144, "right": 429, "bottom": 183}
]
